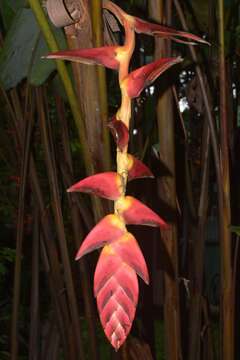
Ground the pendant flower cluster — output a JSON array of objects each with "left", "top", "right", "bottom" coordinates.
[{"left": 45, "top": 0, "right": 208, "bottom": 351}]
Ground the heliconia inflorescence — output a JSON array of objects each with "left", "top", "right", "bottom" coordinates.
[{"left": 44, "top": 0, "right": 208, "bottom": 351}]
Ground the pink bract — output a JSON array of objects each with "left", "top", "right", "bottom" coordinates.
[
  {"left": 126, "top": 57, "right": 183, "bottom": 98},
  {"left": 67, "top": 172, "right": 122, "bottom": 200},
  {"left": 134, "top": 16, "right": 210, "bottom": 45},
  {"left": 44, "top": 46, "right": 120, "bottom": 70},
  {"left": 108, "top": 117, "right": 129, "bottom": 151}
]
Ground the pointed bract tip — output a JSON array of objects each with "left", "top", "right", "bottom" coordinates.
[
  {"left": 117, "top": 196, "right": 169, "bottom": 228},
  {"left": 95, "top": 251, "right": 138, "bottom": 349},
  {"left": 127, "top": 154, "right": 154, "bottom": 181},
  {"left": 43, "top": 46, "right": 120, "bottom": 70},
  {"left": 126, "top": 57, "right": 183, "bottom": 98},
  {"left": 134, "top": 16, "right": 210, "bottom": 46},
  {"left": 67, "top": 172, "right": 122, "bottom": 200},
  {"left": 75, "top": 214, "right": 126, "bottom": 260}
]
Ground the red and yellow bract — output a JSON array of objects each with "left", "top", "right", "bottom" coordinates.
[
  {"left": 44, "top": 46, "right": 120, "bottom": 69},
  {"left": 123, "top": 57, "right": 183, "bottom": 98},
  {"left": 67, "top": 172, "right": 122, "bottom": 200},
  {"left": 127, "top": 154, "right": 154, "bottom": 181},
  {"left": 116, "top": 196, "right": 169, "bottom": 228}
]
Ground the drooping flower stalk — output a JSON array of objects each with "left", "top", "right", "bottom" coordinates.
[{"left": 44, "top": 0, "right": 208, "bottom": 350}]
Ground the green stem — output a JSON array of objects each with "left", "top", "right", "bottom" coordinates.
[{"left": 28, "top": 0, "right": 93, "bottom": 175}]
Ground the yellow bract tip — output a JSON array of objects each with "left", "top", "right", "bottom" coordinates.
[
  {"left": 109, "top": 214, "right": 126, "bottom": 231},
  {"left": 116, "top": 196, "right": 132, "bottom": 214},
  {"left": 127, "top": 154, "right": 134, "bottom": 170},
  {"left": 119, "top": 232, "right": 134, "bottom": 244},
  {"left": 102, "top": 244, "right": 115, "bottom": 256}
]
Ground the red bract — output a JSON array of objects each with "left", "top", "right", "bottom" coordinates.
[
  {"left": 94, "top": 244, "right": 142, "bottom": 350},
  {"left": 44, "top": 46, "right": 120, "bottom": 70},
  {"left": 108, "top": 117, "right": 129, "bottom": 151},
  {"left": 134, "top": 17, "right": 210, "bottom": 45},
  {"left": 125, "top": 57, "right": 183, "bottom": 98},
  {"left": 127, "top": 154, "right": 154, "bottom": 180},
  {"left": 67, "top": 172, "right": 122, "bottom": 200},
  {"left": 75, "top": 214, "right": 126, "bottom": 260},
  {"left": 117, "top": 196, "right": 169, "bottom": 228},
  {"left": 103, "top": 1, "right": 209, "bottom": 45},
  {"left": 110, "top": 232, "right": 149, "bottom": 283}
]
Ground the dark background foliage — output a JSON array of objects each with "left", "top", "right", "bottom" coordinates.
[{"left": 0, "top": 0, "right": 240, "bottom": 359}]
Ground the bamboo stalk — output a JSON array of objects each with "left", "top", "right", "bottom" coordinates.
[
  {"left": 174, "top": 83, "right": 211, "bottom": 359},
  {"left": 3, "top": 87, "right": 73, "bottom": 357},
  {"left": 173, "top": 86, "right": 197, "bottom": 221},
  {"left": 157, "top": 91, "right": 182, "bottom": 360},
  {"left": 11, "top": 90, "right": 34, "bottom": 360},
  {"left": 218, "top": 0, "right": 234, "bottom": 358},
  {"left": 202, "top": 299, "right": 215, "bottom": 360},
  {"left": 37, "top": 87, "right": 85, "bottom": 359},
  {"left": 173, "top": 0, "right": 221, "bottom": 188},
  {"left": 172, "top": 3, "right": 231, "bottom": 359},
  {"left": 29, "top": 209, "right": 40, "bottom": 360},
  {"left": 55, "top": 96, "right": 94, "bottom": 231},
  {"left": 41, "top": 312, "right": 61, "bottom": 360},
  {"left": 56, "top": 96, "right": 99, "bottom": 360},
  {"left": 187, "top": 1, "right": 217, "bottom": 356},
  {"left": 188, "top": 121, "right": 210, "bottom": 360},
  {"left": 30, "top": 161, "right": 71, "bottom": 359},
  {"left": 174, "top": 2, "right": 234, "bottom": 359}
]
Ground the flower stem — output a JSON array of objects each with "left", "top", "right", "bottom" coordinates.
[{"left": 114, "top": 20, "right": 135, "bottom": 213}]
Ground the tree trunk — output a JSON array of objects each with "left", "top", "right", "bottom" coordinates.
[
  {"left": 149, "top": 1, "right": 182, "bottom": 359},
  {"left": 64, "top": 0, "right": 111, "bottom": 174}
]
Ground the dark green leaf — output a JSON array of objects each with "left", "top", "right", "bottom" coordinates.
[
  {"left": 0, "top": 0, "right": 27, "bottom": 30},
  {"left": 29, "top": 26, "right": 67, "bottom": 86},
  {"left": 0, "top": 8, "right": 66, "bottom": 89},
  {"left": 0, "top": 9, "right": 39, "bottom": 89}
]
